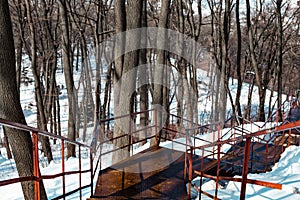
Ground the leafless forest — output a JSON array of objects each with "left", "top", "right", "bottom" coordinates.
[{"left": 0, "top": 0, "right": 299, "bottom": 198}]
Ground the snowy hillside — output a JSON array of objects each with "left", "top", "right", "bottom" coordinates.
[
  {"left": 0, "top": 53, "right": 293, "bottom": 199},
  {"left": 189, "top": 145, "right": 300, "bottom": 200}
]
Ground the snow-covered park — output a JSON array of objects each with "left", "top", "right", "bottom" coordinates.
[{"left": 0, "top": 60, "right": 298, "bottom": 199}]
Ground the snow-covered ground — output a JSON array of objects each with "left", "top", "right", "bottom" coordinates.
[
  {"left": 0, "top": 154, "right": 91, "bottom": 199},
  {"left": 2, "top": 122, "right": 300, "bottom": 199},
  {"left": 189, "top": 145, "right": 300, "bottom": 200},
  {"left": 160, "top": 121, "right": 279, "bottom": 158},
  {"left": 0, "top": 55, "right": 295, "bottom": 199}
]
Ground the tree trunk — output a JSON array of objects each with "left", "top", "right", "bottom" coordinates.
[
  {"left": 276, "top": 0, "right": 283, "bottom": 121},
  {"left": 56, "top": 85, "right": 62, "bottom": 136},
  {"left": 25, "top": 0, "right": 53, "bottom": 163},
  {"left": 245, "top": 77, "right": 255, "bottom": 120},
  {"left": 12, "top": 0, "right": 25, "bottom": 94},
  {"left": 58, "top": 0, "right": 76, "bottom": 158},
  {"left": 234, "top": 0, "right": 243, "bottom": 123},
  {"left": 92, "top": 0, "right": 103, "bottom": 136},
  {"left": 246, "top": 0, "right": 265, "bottom": 121},
  {"left": 114, "top": 0, "right": 126, "bottom": 106},
  {"left": 138, "top": 0, "right": 149, "bottom": 145},
  {"left": 3, "top": 127, "right": 12, "bottom": 159},
  {"left": 0, "top": 1, "right": 47, "bottom": 198},
  {"left": 113, "top": 0, "right": 143, "bottom": 164},
  {"left": 153, "top": 0, "right": 170, "bottom": 145},
  {"left": 16, "top": 35, "right": 23, "bottom": 94},
  {"left": 102, "top": 64, "right": 112, "bottom": 121},
  {"left": 219, "top": 0, "right": 232, "bottom": 126}
]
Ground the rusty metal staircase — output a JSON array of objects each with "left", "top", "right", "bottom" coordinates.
[
  {"left": 1, "top": 101, "right": 299, "bottom": 200},
  {"left": 186, "top": 119, "right": 300, "bottom": 200}
]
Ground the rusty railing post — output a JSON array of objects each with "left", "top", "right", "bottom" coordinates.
[
  {"left": 276, "top": 110, "right": 279, "bottom": 126},
  {"left": 90, "top": 147, "right": 94, "bottom": 197},
  {"left": 265, "top": 141, "right": 269, "bottom": 171},
  {"left": 193, "top": 128, "right": 196, "bottom": 154},
  {"left": 240, "top": 137, "right": 251, "bottom": 200},
  {"left": 288, "top": 129, "right": 291, "bottom": 147},
  {"left": 32, "top": 132, "right": 40, "bottom": 200},
  {"left": 213, "top": 130, "right": 215, "bottom": 159},
  {"left": 99, "top": 121, "right": 102, "bottom": 144},
  {"left": 215, "top": 124, "right": 221, "bottom": 199},
  {"left": 184, "top": 129, "right": 188, "bottom": 182},
  {"left": 79, "top": 145, "right": 82, "bottom": 199},
  {"left": 188, "top": 146, "right": 193, "bottom": 199},
  {"left": 129, "top": 115, "right": 132, "bottom": 156},
  {"left": 99, "top": 120, "right": 103, "bottom": 172},
  {"left": 200, "top": 148, "right": 205, "bottom": 200},
  {"left": 62, "top": 140, "right": 66, "bottom": 199},
  {"left": 242, "top": 119, "right": 244, "bottom": 136},
  {"left": 184, "top": 148, "right": 187, "bottom": 182},
  {"left": 154, "top": 108, "right": 158, "bottom": 143}
]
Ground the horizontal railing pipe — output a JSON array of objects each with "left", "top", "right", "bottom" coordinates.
[{"left": 0, "top": 118, "right": 93, "bottom": 200}]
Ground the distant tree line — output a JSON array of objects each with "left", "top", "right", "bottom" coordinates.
[{"left": 0, "top": 0, "right": 299, "bottom": 198}]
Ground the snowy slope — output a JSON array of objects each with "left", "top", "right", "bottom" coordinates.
[
  {"left": 190, "top": 145, "right": 300, "bottom": 200},
  {"left": 0, "top": 49, "right": 294, "bottom": 199}
]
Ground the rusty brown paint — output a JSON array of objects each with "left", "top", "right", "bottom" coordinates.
[
  {"left": 62, "top": 140, "right": 66, "bottom": 199},
  {"left": 0, "top": 118, "right": 93, "bottom": 200},
  {"left": 188, "top": 149, "right": 193, "bottom": 199},
  {"left": 93, "top": 147, "right": 189, "bottom": 199},
  {"left": 79, "top": 146, "right": 82, "bottom": 200},
  {"left": 32, "top": 132, "right": 40, "bottom": 200},
  {"left": 240, "top": 137, "right": 251, "bottom": 200}
]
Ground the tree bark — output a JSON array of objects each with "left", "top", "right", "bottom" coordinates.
[
  {"left": 153, "top": 0, "right": 170, "bottom": 145},
  {"left": 276, "top": 0, "right": 283, "bottom": 121},
  {"left": 114, "top": 0, "right": 126, "bottom": 105},
  {"left": 113, "top": 0, "right": 143, "bottom": 164},
  {"left": 24, "top": 0, "right": 53, "bottom": 163},
  {"left": 138, "top": 0, "right": 149, "bottom": 145},
  {"left": 3, "top": 127, "right": 12, "bottom": 159},
  {"left": 234, "top": 0, "right": 243, "bottom": 123},
  {"left": 0, "top": 1, "right": 47, "bottom": 199},
  {"left": 58, "top": 0, "right": 76, "bottom": 158},
  {"left": 246, "top": 0, "right": 265, "bottom": 121}
]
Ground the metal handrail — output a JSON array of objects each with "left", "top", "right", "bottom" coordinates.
[
  {"left": 91, "top": 108, "right": 206, "bottom": 196},
  {"left": 187, "top": 119, "right": 300, "bottom": 200},
  {"left": 0, "top": 118, "right": 90, "bottom": 147},
  {"left": 0, "top": 118, "right": 93, "bottom": 200}
]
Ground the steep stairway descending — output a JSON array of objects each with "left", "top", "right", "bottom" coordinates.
[
  {"left": 275, "top": 133, "right": 300, "bottom": 146},
  {"left": 285, "top": 104, "right": 300, "bottom": 123},
  {"left": 90, "top": 142, "right": 284, "bottom": 199},
  {"left": 218, "top": 141, "right": 283, "bottom": 175},
  {"left": 188, "top": 119, "right": 300, "bottom": 199},
  {"left": 274, "top": 104, "right": 300, "bottom": 146},
  {"left": 89, "top": 107, "right": 300, "bottom": 200},
  {"left": 90, "top": 146, "right": 214, "bottom": 199},
  {"left": 195, "top": 141, "right": 284, "bottom": 178}
]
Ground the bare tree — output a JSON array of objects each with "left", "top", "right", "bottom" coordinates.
[
  {"left": 234, "top": 0, "right": 243, "bottom": 123},
  {"left": 114, "top": 0, "right": 126, "bottom": 106},
  {"left": 138, "top": 0, "right": 149, "bottom": 145},
  {"left": 0, "top": 1, "right": 47, "bottom": 198},
  {"left": 275, "top": 0, "right": 283, "bottom": 120},
  {"left": 58, "top": 0, "right": 76, "bottom": 158},
  {"left": 113, "top": 0, "right": 143, "bottom": 163},
  {"left": 246, "top": 0, "right": 266, "bottom": 121},
  {"left": 153, "top": 0, "right": 170, "bottom": 144},
  {"left": 24, "top": 0, "right": 53, "bottom": 163}
]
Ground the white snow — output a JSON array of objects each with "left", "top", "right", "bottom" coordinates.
[
  {"left": 160, "top": 121, "right": 278, "bottom": 158},
  {"left": 0, "top": 42, "right": 296, "bottom": 200},
  {"left": 189, "top": 145, "right": 300, "bottom": 200},
  {"left": 0, "top": 152, "right": 92, "bottom": 199},
  {"left": 0, "top": 65, "right": 295, "bottom": 199}
]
